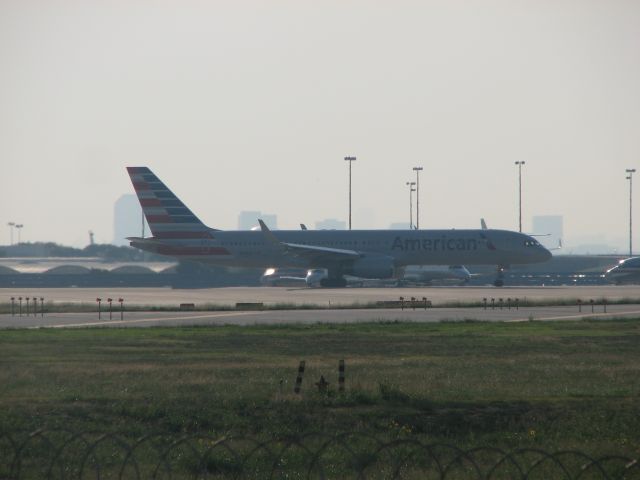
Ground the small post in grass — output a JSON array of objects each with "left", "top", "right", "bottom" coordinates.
[
  {"left": 515, "top": 298, "right": 519, "bottom": 310},
  {"left": 422, "top": 297, "right": 428, "bottom": 310},
  {"left": 25, "top": 297, "right": 30, "bottom": 316},
  {"left": 40, "top": 297, "right": 44, "bottom": 317},
  {"left": 491, "top": 298, "right": 495, "bottom": 310},
  {"left": 603, "top": 298, "right": 607, "bottom": 313},
  {"left": 96, "top": 298, "right": 102, "bottom": 320},
  {"left": 483, "top": 298, "right": 487, "bottom": 310},
  {"left": 590, "top": 299, "right": 594, "bottom": 313},
  {"left": 107, "top": 298, "right": 113, "bottom": 320},
  {"left": 577, "top": 299, "right": 582, "bottom": 312},
  {"left": 294, "top": 360, "right": 305, "bottom": 394},
  {"left": 499, "top": 298, "right": 503, "bottom": 310},
  {"left": 338, "top": 359, "right": 345, "bottom": 393},
  {"left": 399, "top": 296, "right": 404, "bottom": 310},
  {"left": 119, "top": 298, "right": 124, "bottom": 320},
  {"left": 10, "top": 297, "right": 15, "bottom": 316},
  {"left": 507, "top": 298, "right": 511, "bottom": 310},
  {"left": 18, "top": 297, "right": 22, "bottom": 317},
  {"left": 411, "top": 297, "right": 416, "bottom": 310},
  {"left": 315, "top": 375, "right": 329, "bottom": 393}
]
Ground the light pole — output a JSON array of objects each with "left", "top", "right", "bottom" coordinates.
[
  {"left": 413, "top": 167, "right": 423, "bottom": 229},
  {"left": 344, "top": 156, "right": 356, "bottom": 230},
  {"left": 7, "top": 222, "right": 15, "bottom": 245},
  {"left": 515, "top": 161, "right": 525, "bottom": 232},
  {"left": 15, "top": 224, "right": 23, "bottom": 244},
  {"left": 406, "top": 181, "right": 416, "bottom": 229},
  {"left": 626, "top": 168, "right": 636, "bottom": 257}
]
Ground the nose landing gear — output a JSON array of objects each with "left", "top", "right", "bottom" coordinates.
[{"left": 494, "top": 265, "right": 507, "bottom": 287}]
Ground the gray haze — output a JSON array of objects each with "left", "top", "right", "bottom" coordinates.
[{"left": 1, "top": 1, "right": 639, "bottom": 249}]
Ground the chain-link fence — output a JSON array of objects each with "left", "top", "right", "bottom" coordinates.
[{"left": 1, "top": 430, "right": 638, "bottom": 479}]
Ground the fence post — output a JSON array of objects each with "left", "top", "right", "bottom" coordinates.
[
  {"left": 18, "top": 297, "right": 22, "bottom": 317},
  {"left": 577, "top": 299, "right": 582, "bottom": 312},
  {"left": 483, "top": 298, "right": 487, "bottom": 310},
  {"left": 10, "top": 297, "right": 15, "bottom": 316},
  {"left": 119, "top": 298, "right": 124, "bottom": 320},
  {"left": 25, "top": 297, "right": 30, "bottom": 316},
  {"left": 40, "top": 297, "right": 44, "bottom": 317},
  {"left": 96, "top": 298, "right": 102, "bottom": 320},
  {"left": 294, "top": 361, "right": 306, "bottom": 394},
  {"left": 338, "top": 359, "right": 345, "bottom": 393}
]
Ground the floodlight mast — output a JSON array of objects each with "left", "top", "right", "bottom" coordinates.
[
  {"left": 515, "top": 161, "right": 526, "bottom": 232},
  {"left": 413, "top": 167, "right": 423, "bottom": 229},
  {"left": 344, "top": 156, "right": 356, "bottom": 230},
  {"left": 626, "top": 168, "right": 636, "bottom": 257},
  {"left": 406, "top": 181, "right": 416, "bottom": 229}
]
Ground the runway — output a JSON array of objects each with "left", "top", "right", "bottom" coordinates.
[
  {"left": 1, "top": 285, "right": 640, "bottom": 329},
  {"left": 2, "top": 285, "right": 639, "bottom": 308},
  {"left": 2, "top": 304, "right": 639, "bottom": 329}
]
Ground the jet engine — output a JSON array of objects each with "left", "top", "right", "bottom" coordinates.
[{"left": 347, "top": 255, "right": 395, "bottom": 279}]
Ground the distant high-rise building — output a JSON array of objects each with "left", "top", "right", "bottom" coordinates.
[
  {"left": 238, "top": 211, "right": 277, "bottom": 230},
  {"left": 315, "top": 218, "right": 346, "bottom": 230},
  {"left": 532, "top": 215, "right": 563, "bottom": 249},
  {"left": 113, "top": 194, "right": 147, "bottom": 246}
]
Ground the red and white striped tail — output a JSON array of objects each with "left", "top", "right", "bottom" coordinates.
[{"left": 126, "top": 167, "right": 215, "bottom": 239}]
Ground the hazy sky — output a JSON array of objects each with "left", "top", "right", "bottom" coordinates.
[{"left": 1, "top": 1, "right": 639, "bottom": 249}]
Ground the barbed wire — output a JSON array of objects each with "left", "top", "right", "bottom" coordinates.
[{"left": 0, "top": 429, "right": 638, "bottom": 479}]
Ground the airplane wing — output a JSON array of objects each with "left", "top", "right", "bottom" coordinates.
[{"left": 258, "top": 219, "right": 361, "bottom": 264}]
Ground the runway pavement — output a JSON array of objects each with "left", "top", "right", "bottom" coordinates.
[
  {"left": 2, "top": 285, "right": 640, "bottom": 308},
  {"left": 2, "top": 285, "right": 640, "bottom": 329},
  {"left": 2, "top": 303, "right": 640, "bottom": 329}
]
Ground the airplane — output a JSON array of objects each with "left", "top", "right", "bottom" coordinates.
[
  {"left": 261, "top": 265, "right": 471, "bottom": 287},
  {"left": 126, "top": 167, "right": 552, "bottom": 287},
  {"left": 604, "top": 257, "right": 640, "bottom": 285}
]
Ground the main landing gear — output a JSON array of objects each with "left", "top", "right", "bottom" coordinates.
[{"left": 493, "top": 265, "right": 507, "bottom": 287}]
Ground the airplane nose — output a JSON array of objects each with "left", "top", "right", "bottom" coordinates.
[{"left": 540, "top": 247, "right": 552, "bottom": 262}]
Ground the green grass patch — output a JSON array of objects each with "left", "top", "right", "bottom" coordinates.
[{"left": 1, "top": 320, "right": 639, "bottom": 457}]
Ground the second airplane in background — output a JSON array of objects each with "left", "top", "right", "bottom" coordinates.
[{"left": 126, "top": 167, "right": 551, "bottom": 287}]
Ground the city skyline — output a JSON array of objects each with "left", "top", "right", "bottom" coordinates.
[{"left": 1, "top": 1, "right": 639, "bottom": 249}]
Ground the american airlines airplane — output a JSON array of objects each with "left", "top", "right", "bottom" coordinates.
[
  {"left": 126, "top": 167, "right": 551, "bottom": 287},
  {"left": 605, "top": 257, "right": 640, "bottom": 285}
]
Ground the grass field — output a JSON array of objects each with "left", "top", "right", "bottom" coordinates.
[{"left": 1, "top": 319, "right": 639, "bottom": 457}]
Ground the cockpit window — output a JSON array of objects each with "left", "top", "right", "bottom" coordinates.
[{"left": 524, "top": 239, "right": 541, "bottom": 247}]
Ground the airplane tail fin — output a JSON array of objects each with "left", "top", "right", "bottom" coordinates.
[{"left": 126, "top": 167, "right": 216, "bottom": 239}]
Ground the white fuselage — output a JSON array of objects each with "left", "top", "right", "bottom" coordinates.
[{"left": 132, "top": 228, "right": 551, "bottom": 274}]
